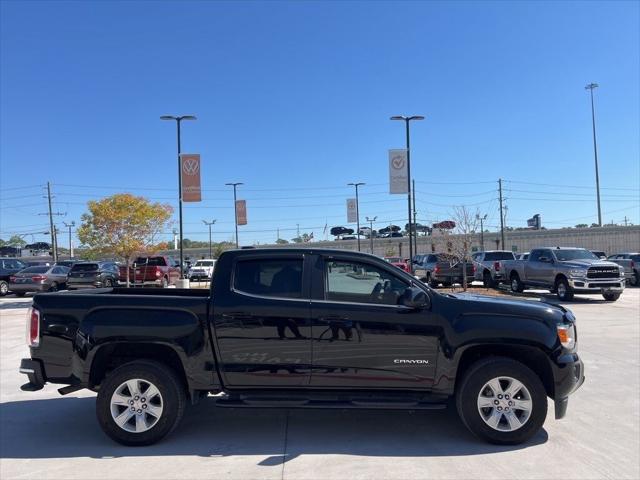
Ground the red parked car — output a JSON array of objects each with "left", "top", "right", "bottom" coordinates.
[
  {"left": 119, "top": 256, "right": 181, "bottom": 287},
  {"left": 383, "top": 256, "right": 410, "bottom": 272}
]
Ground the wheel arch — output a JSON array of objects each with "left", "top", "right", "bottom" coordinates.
[{"left": 455, "top": 344, "right": 555, "bottom": 399}]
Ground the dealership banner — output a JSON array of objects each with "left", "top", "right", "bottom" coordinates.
[
  {"left": 180, "top": 154, "right": 201, "bottom": 202},
  {"left": 389, "top": 149, "right": 408, "bottom": 194},
  {"left": 236, "top": 200, "right": 247, "bottom": 225},
  {"left": 347, "top": 198, "right": 357, "bottom": 223}
]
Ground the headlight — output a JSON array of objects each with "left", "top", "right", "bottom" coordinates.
[
  {"left": 569, "top": 269, "right": 586, "bottom": 278},
  {"left": 620, "top": 268, "right": 626, "bottom": 277},
  {"left": 557, "top": 324, "right": 576, "bottom": 350}
]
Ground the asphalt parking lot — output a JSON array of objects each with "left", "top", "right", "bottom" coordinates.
[{"left": 1, "top": 289, "right": 638, "bottom": 480}]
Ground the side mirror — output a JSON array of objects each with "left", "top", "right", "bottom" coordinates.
[
  {"left": 539, "top": 256, "right": 549, "bottom": 263},
  {"left": 401, "top": 287, "right": 430, "bottom": 309}
]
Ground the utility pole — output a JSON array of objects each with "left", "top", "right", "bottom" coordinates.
[
  {"left": 624, "top": 216, "right": 628, "bottom": 227},
  {"left": 225, "top": 182, "right": 243, "bottom": 248},
  {"left": 348, "top": 182, "right": 365, "bottom": 251},
  {"left": 585, "top": 83, "right": 602, "bottom": 227},
  {"left": 366, "top": 216, "right": 377, "bottom": 254},
  {"left": 46, "top": 182, "right": 56, "bottom": 261},
  {"left": 476, "top": 213, "right": 487, "bottom": 251},
  {"left": 63, "top": 221, "right": 75, "bottom": 259},
  {"left": 202, "top": 220, "right": 216, "bottom": 258},
  {"left": 498, "top": 178, "right": 505, "bottom": 249},
  {"left": 412, "top": 179, "right": 417, "bottom": 254}
]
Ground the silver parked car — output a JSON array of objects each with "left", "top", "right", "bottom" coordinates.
[
  {"left": 9, "top": 265, "right": 70, "bottom": 296},
  {"left": 607, "top": 253, "right": 640, "bottom": 286}
]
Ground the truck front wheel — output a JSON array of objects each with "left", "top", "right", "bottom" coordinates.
[
  {"left": 602, "top": 292, "right": 620, "bottom": 301},
  {"left": 555, "top": 277, "right": 574, "bottom": 301},
  {"left": 96, "top": 360, "right": 186, "bottom": 446},
  {"left": 456, "top": 357, "right": 547, "bottom": 445}
]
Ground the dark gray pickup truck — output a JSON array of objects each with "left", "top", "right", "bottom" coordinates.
[{"left": 20, "top": 248, "right": 584, "bottom": 447}]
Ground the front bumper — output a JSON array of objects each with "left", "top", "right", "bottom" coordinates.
[
  {"left": 552, "top": 352, "right": 585, "bottom": 419},
  {"left": 19, "top": 358, "right": 45, "bottom": 391},
  {"left": 568, "top": 277, "right": 625, "bottom": 292}
]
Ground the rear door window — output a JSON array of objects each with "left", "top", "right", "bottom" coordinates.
[{"left": 234, "top": 258, "right": 303, "bottom": 299}]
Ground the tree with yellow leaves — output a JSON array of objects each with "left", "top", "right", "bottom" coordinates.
[{"left": 77, "top": 193, "right": 173, "bottom": 286}]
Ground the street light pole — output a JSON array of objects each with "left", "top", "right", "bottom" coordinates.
[
  {"left": 161, "top": 114, "right": 197, "bottom": 279},
  {"left": 348, "top": 182, "right": 365, "bottom": 251},
  {"left": 585, "top": 83, "right": 602, "bottom": 227},
  {"left": 390, "top": 115, "right": 424, "bottom": 274},
  {"left": 476, "top": 213, "right": 487, "bottom": 251},
  {"left": 366, "top": 216, "right": 377, "bottom": 254},
  {"left": 63, "top": 221, "right": 75, "bottom": 259},
  {"left": 226, "top": 183, "right": 243, "bottom": 248},
  {"left": 202, "top": 220, "right": 216, "bottom": 258}
]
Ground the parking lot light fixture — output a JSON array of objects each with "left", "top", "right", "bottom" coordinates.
[
  {"left": 160, "top": 115, "right": 197, "bottom": 279},
  {"left": 584, "top": 83, "right": 602, "bottom": 227},
  {"left": 390, "top": 115, "right": 425, "bottom": 273},
  {"left": 348, "top": 182, "right": 365, "bottom": 252},
  {"left": 203, "top": 220, "right": 216, "bottom": 258},
  {"left": 225, "top": 183, "right": 244, "bottom": 248}
]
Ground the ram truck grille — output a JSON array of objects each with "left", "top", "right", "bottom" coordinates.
[{"left": 587, "top": 267, "right": 619, "bottom": 279}]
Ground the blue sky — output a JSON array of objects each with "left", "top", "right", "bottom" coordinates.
[{"left": 1, "top": 0, "right": 638, "bottom": 246}]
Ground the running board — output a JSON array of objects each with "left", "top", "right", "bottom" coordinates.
[{"left": 210, "top": 394, "right": 445, "bottom": 410}]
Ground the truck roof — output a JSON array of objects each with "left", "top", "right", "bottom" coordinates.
[{"left": 223, "top": 247, "right": 382, "bottom": 258}]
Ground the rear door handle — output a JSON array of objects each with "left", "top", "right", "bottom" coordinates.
[
  {"left": 320, "top": 315, "right": 350, "bottom": 323},
  {"left": 222, "top": 312, "right": 252, "bottom": 320}
]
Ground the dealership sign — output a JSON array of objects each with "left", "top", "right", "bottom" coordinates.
[
  {"left": 389, "top": 149, "right": 408, "bottom": 194},
  {"left": 236, "top": 200, "right": 247, "bottom": 225},
  {"left": 180, "top": 154, "right": 201, "bottom": 202}
]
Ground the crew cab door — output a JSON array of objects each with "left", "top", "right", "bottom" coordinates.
[
  {"left": 309, "top": 254, "right": 438, "bottom": 389},
  {"left": 212, "top": 253, "right": 312, "bottom": 387},
  {"left": 525, "top": 249, "right": 554, "bottom": 286}
]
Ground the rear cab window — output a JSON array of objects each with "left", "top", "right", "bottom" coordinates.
[
  {"left": 70, "top": 263, "right": 99, "bottom": 272},
  {"left": 484, "top": 252, "right": 515, "bottom": 261},
  {"left": 233, "top": 258, "right": 303, "bottom": 299}
]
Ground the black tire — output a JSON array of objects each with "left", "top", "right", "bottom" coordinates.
[
  {"left": 104, "top": 278, "right": 113, "bottom": 288},
  {"left": 510, "top": 273, "right": 524, "bottom": 293},
  {"left": 456, "top": 357, "right": 547, "bottom": 445},
  {"left": 48, "top": 282, "right": 59, "bottom": 292},
  {"left": 14, "top": 292, "right": 26, "bottom": 297},
  {"left": 602, "top": 292, "right": 620, "bottom": 301},
  {"left": 427, "top": 274, "right": 439, "bottom": 289},
  {"left": 161, "top": 277, "right": 168, "bottom": 288},
  {"left": 96, "top": 360, "right": 186, "bottom": 446},
  {"left": 555, "top": 277, "right": 574, "bottom": 301},
  {"left": 483, "top": 271, "right": 496, "bottom": 289},
  {"left": 0, "top": 281, "right": 8, "bottom": 297},
  {"left": 630, "top": 272, "right": 639, "bottom": 287}
]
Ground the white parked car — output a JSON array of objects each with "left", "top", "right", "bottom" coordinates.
[{"left": 188, "top": 259, "right": 216, "bottom": 281}]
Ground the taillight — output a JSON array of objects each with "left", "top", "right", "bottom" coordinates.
[
  {"left": 9, "top": 276, "right": 16, "bottom": 282},
  {"left": 494, "top": 261, "right": 501, "bottom": 272},
  {"left": 26, "top": 308, "right": 40, "bottom": 347},
  {"left": 434, "top": 266, "right": 440, "bottom": 274},
  {"left": 472, "top": 265, "right": 476, "bottom": 274},
  {"left": 31, "top": 275, "right": 47, "bottom": 282},
  {"left": 155, "top": 268, "right": 162, "bottom": 277},
  {"left": 631, "top": 261, "right": 635, "bottom": 268}
]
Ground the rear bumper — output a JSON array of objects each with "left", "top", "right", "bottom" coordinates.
[
  {"left": 117, "top": 279, "right": 165, "bottom": 287},
  {"left": 552, "top": 352, "right": 585, "bottom": 419},
  {"left": 19, "top": 358, "right": 45, "bottom": 391},
  {"left": 8, "top": 284, "right": 47, "bottom": 293}
]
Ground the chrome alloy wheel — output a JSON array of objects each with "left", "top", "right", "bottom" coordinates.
[
  {"left": 477, "top": 376, "right": 532, "bottom": 432},
  {"left": 110, "top": 378, "right": 163, "bottom": 433}
]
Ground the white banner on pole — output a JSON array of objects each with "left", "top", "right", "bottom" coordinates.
[
  {"left": 347, "top": 198, "right": 357, "bottom": 223},
  {"left": 389, "top": 149, "right": 408, "bottom": 194}
]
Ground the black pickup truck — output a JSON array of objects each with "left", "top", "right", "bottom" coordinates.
[{"left": 20, "top": 248, "right": 584, "bottom": 446}]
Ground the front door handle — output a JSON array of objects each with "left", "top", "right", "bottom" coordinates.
[{"left": 319, "top": 315, "right": 350, "bottom": 323}]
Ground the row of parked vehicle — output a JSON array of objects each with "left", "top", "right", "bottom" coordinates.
[
  {"left": 0, "top": 255, "right": 220, "bottom": 296},
  {"left": 384, "top": 248, "right": 638, "bottom": 302}
]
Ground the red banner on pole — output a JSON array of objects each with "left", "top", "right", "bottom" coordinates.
[
  {"left": 180, "top": 154, "right": 201, "bottom": 202},
  {"left": 236, "top": 200, "right": 247, "bottom": 225}
]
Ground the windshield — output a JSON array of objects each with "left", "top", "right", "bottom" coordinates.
[
  {"left": 195, "top": 261, "right": 214, "bottom": 267},
  {"left": 484, "top": 252, "right": 515, "bottom": 261},
  {"left": 70, "top": 263, "right": 98, "bottom": 272},
  {"left": 631, "top": 255, "right": 640, "bottom": 262},
  {"left": 554, "top": 249, "right": 598, "bottom": 261}
]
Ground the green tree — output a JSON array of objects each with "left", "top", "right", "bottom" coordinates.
[
  {"left": 77, "top": 193, "right": 173, "bottom": 286},
  {"left": 275, "top": 238, "right": 289, "bottom": 244},
  {"left": 8, "top": 235, "right": 27, "bottom": 247}
]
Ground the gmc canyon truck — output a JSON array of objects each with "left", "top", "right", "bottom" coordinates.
[
  {"left": 503, "top": 247, "right": 625, "bottom": 301},
  {"left": 20, "top": 248, "right": 584, "bottom": 446}
]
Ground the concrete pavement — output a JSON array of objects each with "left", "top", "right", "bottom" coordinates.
[{"left": 1, "top": 289, "right": 638, "bottom": 479}]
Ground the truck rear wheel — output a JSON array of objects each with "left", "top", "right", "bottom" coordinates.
[
  {"left": 96, "top": 360, "right": 186, "bottom": 446},
  {"left": 456, "top": 357, "right": 547, "bottom": 445},
  {"left": 483, "top": 271, "right": 496, "bottom": 289},
  {"left": 427, "top": 274, "right": 439, "bottom": 288}
]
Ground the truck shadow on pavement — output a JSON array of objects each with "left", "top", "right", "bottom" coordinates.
[{"left": 0, "top": 396, "right": 547, "bottom": 462}]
